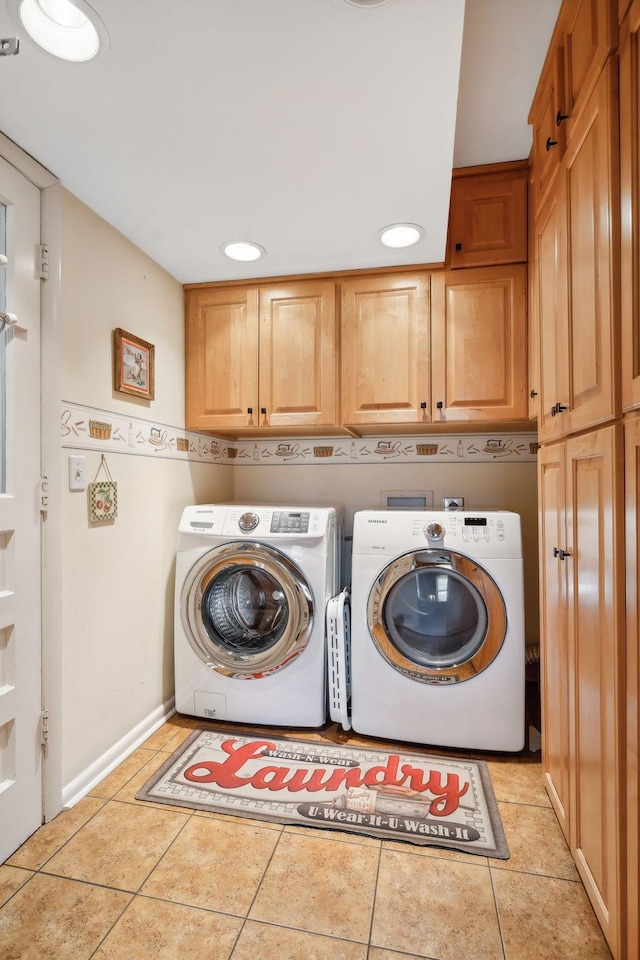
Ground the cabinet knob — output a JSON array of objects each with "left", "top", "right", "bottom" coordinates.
[
  {"left": 550, "top": 402, "right": 568, "bottom": 417},
  {"left": 553, "top": 547, "right": 571, "bottom": 560},
  {"left": 261, "top": 407, "right": 267, "bottom": 415},
  {"left": 436, "top": 401, "right": 443, "bottom": 410},
  {"left": 530, "top": 389, "right": 538, "bottom": 398},
  {"left": 420, "top": 401, "right": 427, "bottom": 410},
  {"left": 556, "top": 110, "right": 568, "bottom": 126},
  {"left": 247, "top": 407, "right": 253, "bottom": 415},
  {"left": 546, "top": 136, "right": 558, "bottom": 151},
  {"left": 455, "top": 243, "right": 462, "bottom": 251}
]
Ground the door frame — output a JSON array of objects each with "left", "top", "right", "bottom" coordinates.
[{"left": 0, "top": 132, "right": 62, "bottom": 823}]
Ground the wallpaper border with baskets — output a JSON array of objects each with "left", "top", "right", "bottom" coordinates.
[{"left": 61, "top": 402, "right": 538, "bottom": 465}]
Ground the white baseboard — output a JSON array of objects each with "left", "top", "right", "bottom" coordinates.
[{"left": 62, "top": 698, "right": 175, "bottom": 809}]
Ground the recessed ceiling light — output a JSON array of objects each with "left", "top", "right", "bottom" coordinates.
[
  {"left": 14, "top": 0, "right": 108, "bottom": 62},
  {"left": 378, "top": 223, "right": 425, "bottom": 248},
  {"left": 221, "top": 241, "right": 266, "bottom": 262}
]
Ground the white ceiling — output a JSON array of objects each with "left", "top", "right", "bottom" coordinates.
[{"left": 0, "top": 0, "right": 561, "bottom": 284}]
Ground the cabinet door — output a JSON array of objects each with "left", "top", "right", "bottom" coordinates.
[
  {"left": 259, "top": 281, "right": 336, "bottom": 429},
  {"left": 341, "top": 274, "right": 430, "bottom": 427},
  {"left": 430, "top": 265, "right": 527, "bottom": 422},
  {"left": 566, "top": 424, "right": 624, "bottom": 957},
  {"left": 530, "top": 43, "right": 566, "bottom": 214},
  {"left": 185, "top": 286, "right": 259, "bottom": 432},
  {"left": 563, "top": 59, "right": 620, "bottom": 436},
  {"left": 535, "top": 176, "right": 570, "bottom": 443},
  {"left": 561, "top": 0, "right": 617, "bottom": 142},
  {"left": 538, "top": 442, "right": 571, "bottom": 841},
  {"left": 620, "top": 2, "right": 640, "bottom": 411},
  {"left": 624, "top": 414, "right": 640, "bottom": 960},
  {"left": 448, "top": 165, "right": 527, "bottom": 268},
  {"left": 528, "top": 169, "right": 540, "bottom": 420}
]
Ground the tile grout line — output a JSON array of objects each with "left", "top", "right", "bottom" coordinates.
[
  {"left": 227, "top": 822, "right": 287, "bottom": 958},
  {"left": 365, "top": 840, "right": 384, "bottom": 956},
  {"left": 488, "top": 863, "right": 508, "bottom": 960}
]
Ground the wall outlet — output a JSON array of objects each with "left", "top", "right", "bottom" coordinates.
[{"left": 443, "top": 497, "right": 464, "bottom": 511}]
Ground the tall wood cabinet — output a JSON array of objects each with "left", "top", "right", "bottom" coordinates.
[
  {"left": 529, "top": 0, "right": 617, "bottom": 215},
  {"left": 185, "top": 279, "right": 337, "bottom": 436},
  {"left": 538, "top": 427, "right": 624, "bottom": 955},
  {"left": 620, "top": 0, "right": 640, "bottom": 412},
  {"left": 534, "top": 59, "right": 620, "bottom": 445}
]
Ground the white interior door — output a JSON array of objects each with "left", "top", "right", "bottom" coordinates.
[{"left": 0, "top": 156, "right": 43, "bottom": 862}]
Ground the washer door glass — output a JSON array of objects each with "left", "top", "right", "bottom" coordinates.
[
  {"left": 368, "top": 549, "right": 506, "bottom": 684},
  {"left": 182, "top": 542, "right": 313, "bottom": 678},
  {"left": 201, "top": 566, "right": 289, "bottom": 654}
]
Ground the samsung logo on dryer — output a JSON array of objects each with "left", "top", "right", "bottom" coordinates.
[{"left": 367, "top": 519, "right": 388, "bottom": 524}]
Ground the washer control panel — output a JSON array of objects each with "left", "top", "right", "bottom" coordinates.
[{"left": 270, "top": 511, "right": 310, "bottom": 533}]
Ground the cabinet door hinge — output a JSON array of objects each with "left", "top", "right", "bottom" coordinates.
[
  {"left": 40, "top": 475, "right": 49, "bottom": 513},
  {"left": 41, "top": 709, "right": 49, "bottom": 745},
  {"left": 39, "top": 243, "right": 49, "bottom": 281}
]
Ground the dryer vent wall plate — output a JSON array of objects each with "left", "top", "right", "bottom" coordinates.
[{"left": 443, "top": 497, "right": 464, "bottom": 511}]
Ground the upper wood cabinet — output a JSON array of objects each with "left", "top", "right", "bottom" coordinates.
[
  {"left": 529, "top": 0, "right": 617, "bottom": 214},
  {"left": 340, "top": 273, "right": 431, "bottom": 429},
  {"left": 536, "top": 60, "right": 620, "bottom": 442},
  {"left": 619, "top": 0, "right": 640, "bottom": 411},
  {"left": 430, "top": 265, "right": 528, "bottom": 422},
  {"left": 185, "top": 279, "right": 337, "bottom": 436},
  {"left": 447, "top": 162, "right": 528, "bottom": 268}
]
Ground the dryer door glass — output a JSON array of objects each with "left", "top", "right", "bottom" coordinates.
[
  {"left": 384, "top": 568, "right": 487, "bottom": 668},
  {"left": 182, "top": 541, "right": 313, "bottom": 678},
  {"left": 367, "top": 549, "right": 507, "bottom": 684}
]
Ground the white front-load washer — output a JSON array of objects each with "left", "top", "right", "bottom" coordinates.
[
  {"left": 348, "top": 509, "right": 525, "bottom": 751},
  {"left": 174, "top": 503, "right": 342, "bottom": 726}
]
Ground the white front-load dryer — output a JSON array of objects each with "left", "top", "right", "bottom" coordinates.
[
  {"left": 348, "top": 510, "right": 525, "bottom": 751},
  {"left": 174, "top": 503, "right": 342, "bottom": 726}
]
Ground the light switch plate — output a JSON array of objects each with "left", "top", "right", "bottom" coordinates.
[{"left": 68, "top": 455, "right": 86, "bottom": 491}]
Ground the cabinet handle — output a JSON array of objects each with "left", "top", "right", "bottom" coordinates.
[
  {"left": 247, "top": 407, "right": 253, "bottom": 415},
  {"left": 530, "top": 389, "right": 538, "bottom": 398},
  {"left": 556, "top": 110, "right": 568, "bottom": 126},
  {"left": 261, "top": 407, "right": 267, "bottom": 420},
  {"left": 550, "top": 402, "right": 568, "bottom": 417},
  {"left": 455, "top": 243, "right": 462, "bottom": 251},
  {"left": 553, "top": 547, "right": 571, "bottom": 560},
  {"left": 420, "top": 401, "right": 427, "bottom": 410},
  {"left": 436, "top": 401, "right": 443, "bottom": 410},
  {"left": 546, "top": 136, "right": 558, "bottom": 151}
]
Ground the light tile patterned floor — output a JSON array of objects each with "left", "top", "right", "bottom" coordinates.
[{"left": 0, "top": 715, "right": 613, "bottom": 960}]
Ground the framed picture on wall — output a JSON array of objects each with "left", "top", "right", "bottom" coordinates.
[{"left": 113, "top": 328, "right": 155, "bottom": 400}]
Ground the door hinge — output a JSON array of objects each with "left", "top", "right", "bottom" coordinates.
[
  {"left": 40, "top": 475, "right": 49, "bottom": 513},
  {"left": 41, "top": 709, "right": 49, "bottom": 745},
  {"left": 39, "top": 243, "right": 49, "bottom": 281}
]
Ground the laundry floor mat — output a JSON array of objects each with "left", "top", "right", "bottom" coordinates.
[{"left": 137, "top": 727, "right": 509, "bottom": 859}]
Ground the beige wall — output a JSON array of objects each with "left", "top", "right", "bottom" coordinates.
[
  {"left": 233, "top": 460, "right": 539, "bottom": 644},
  {"left": 60, "top": 191, "right": 232, "bottom": 787}
]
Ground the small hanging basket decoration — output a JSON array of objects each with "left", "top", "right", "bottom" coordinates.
[{"left": 89, "top": 455, "right": 118, "bottom": 522}]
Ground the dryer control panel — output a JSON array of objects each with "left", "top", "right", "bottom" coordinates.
[{"left": 353, "top": 510, "right": 522, "bottom": 560}]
